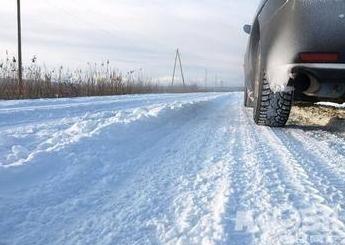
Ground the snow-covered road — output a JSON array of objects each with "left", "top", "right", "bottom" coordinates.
[{"left": 1, "top": 93, "right": 345, "bottom": 244}]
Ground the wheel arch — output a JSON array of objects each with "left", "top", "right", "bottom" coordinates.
[{"left": 247, "top": 18, "right": 261, "bottom": 93}]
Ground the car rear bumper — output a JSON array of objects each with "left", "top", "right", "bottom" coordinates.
[{"left": 292, "top": 64, "right": 345, "bottom": 79}]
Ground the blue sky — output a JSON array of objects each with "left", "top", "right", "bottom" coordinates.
[{"left": 0, "top": 0, "right": 259, "bottom": 86}]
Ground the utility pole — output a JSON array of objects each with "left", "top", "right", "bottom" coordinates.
[
  {"left": 177, "top": 49, "right": 185, "bottom": 87},
  {"left": 171, "top": 49, "right": 185, "bottom": 87},
  {"left": 17, "top": 0, "right": 23, "bottom": 97},
  {"left": 171, "top": 50, "right": 178, "bottom": 86}
]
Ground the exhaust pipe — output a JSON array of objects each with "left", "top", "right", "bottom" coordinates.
[
  {"left": 303, "top": 75, "right": 320, "bottom": 96},
  {"left": 303, "top": 74, "right": 345, "bottom": 98}
]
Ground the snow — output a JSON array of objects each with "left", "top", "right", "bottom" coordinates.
[
  {"left": 1, "top": 92, "right": 345, "bottom": 244},
  {"left": 266, "top": 64, "right": 295, "bottom": 92},
  {"left": 318, "top": 101, "right": 345, "bottom": 108}
]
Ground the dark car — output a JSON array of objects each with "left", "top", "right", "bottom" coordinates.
[{"left": 243, "top": 0, "right": 345, "bottom": 127}]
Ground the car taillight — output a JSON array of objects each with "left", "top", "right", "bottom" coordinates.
[{"left": 299, "top": 52, "right": 340, "bottom": 63}]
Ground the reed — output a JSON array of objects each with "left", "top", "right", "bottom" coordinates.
[{"left": 0, "top": 54, "right": 204, "bottom": 100}]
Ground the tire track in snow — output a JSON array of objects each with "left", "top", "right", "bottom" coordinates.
[
  {"left": 227, "top": 107, "right": 345, "bottom": 244},
  {"left": 255, "top": 125, "right": 345, "bottom": 243},
  {"left": 273, "top": 129, "right": 345, "bottom": 228},
  {"left": 288, "top": 129, "right": 345, "bottom": 179},
  {"left": 157, "top": 154, "right": 233, "bottom": 245},
  {"left": 151, "top": 96, "right": 238, "bottom": 245},
  {"left": 226, "top": 108, "right": 300, "bottom": 244},
  {"left": 224, "top": 107, "right": 271, "bottom": 244},
  {"left": 300, "top": 129, "right": 345, "bottom": 160}
]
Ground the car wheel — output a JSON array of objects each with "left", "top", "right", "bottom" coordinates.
[
  {"left": 253, "top": 77, "right": 293, "bottom": 127},
  {"left": 252, "top": 42, "right": 293, "bottom": 127}
]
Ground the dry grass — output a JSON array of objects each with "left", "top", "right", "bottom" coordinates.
[
  {"left": 0, "top": 54, "right": 204, "bottom": 100},
  {"left": 288, "top": 104, "right": 345, "bottom": 132}
]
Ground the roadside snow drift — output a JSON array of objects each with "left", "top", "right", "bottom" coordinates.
[{"left": 1, "top": 93, "right": 345, "bottom": 244}]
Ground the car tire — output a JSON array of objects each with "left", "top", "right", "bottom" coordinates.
[{"left": 253, "top": 77, "right": 293, "bottom": 127}]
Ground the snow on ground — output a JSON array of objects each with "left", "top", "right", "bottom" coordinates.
[{"left": 1, "top": 93, "right": 345, "bottom": 244}]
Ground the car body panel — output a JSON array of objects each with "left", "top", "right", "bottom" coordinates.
[{"left": 244, "top": 0, "right": 345, "bottom": 103}]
